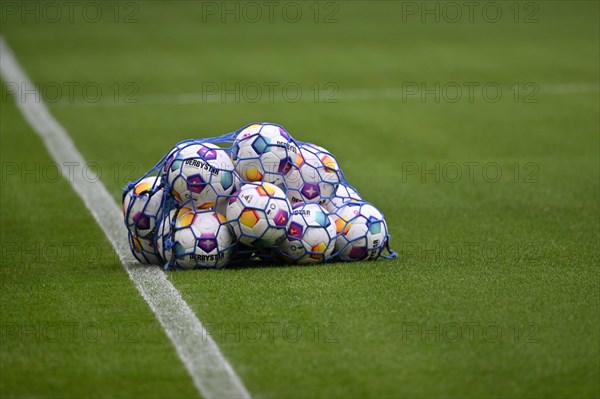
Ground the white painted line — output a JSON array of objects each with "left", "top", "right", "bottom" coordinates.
[{"left": 0, "top": 36, "right": 251, "bottom": 399}]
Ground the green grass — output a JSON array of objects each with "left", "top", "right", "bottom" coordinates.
[
  {"left": 1, "top": 1, "right": 599, "bottom": 398},
  {"left": 0, "top": 100, "right": 198, "bottom": 398}
]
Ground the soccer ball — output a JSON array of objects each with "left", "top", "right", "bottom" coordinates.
[
  {"left": 160, "top": 209, "right": 234, "bottom": 269},
  {"left": 123, "top": 176, "right": 164, "bottom": 239},
  {"left": 332, "top": 202, "right": 388, "bottom": 261},
  {"left": 154, "top": 206, "right": 194, "bottom": 262},
  {"left": 324, "top": 183, "right": 364, "bottom": 212},
  {"left": 128, "top": 233, "right": 162, "bottom": 265},
  {"left": 231, "top": 123, "right": 298, "bottom": 185},
  {"left": 278, "top": 203, "right": 336, "bottom": 264},
  {"left": 215, "top": 173, "right": 242, "bottom": 216},
  {"left": 284, "top": 143, "right": 340, "bottom": 208},
  {"left": 226, "top": 182, "right": 291, "bottom": 248},
  {"left": 124, "top": 124, "right": 395, "bottom": 268},
  {"left": 160, "top": 141, "right": 193, "bottom": 182},
  {"left": 167, "top": 142, "right": 235, "bottom": 210}
]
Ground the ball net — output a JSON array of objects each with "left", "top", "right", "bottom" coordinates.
[{"left": 122, "top": 123, "right": 397, "bottom": 270}]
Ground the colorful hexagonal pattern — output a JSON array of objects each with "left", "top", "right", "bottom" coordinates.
[
  {"left": 178, "top": 212, "right": 194, "bottom": 227},
  {"left": 197, "top": 234, "right": 218, "bottom": 253},
  {"left": 131, "top": 235, "right": 142, "bottom": 251},
  {"left": 251, "top": 136, "right": 270, "bottom": 154},
  {"left": 278, "top": 158, "right": 292, "bottom": 175},
  {"left": 187, "top": 174, "right": 206, "bottom": 194},
  {"left": 320, "top": 155, "right": 338, "bottom": 173},
  {"left": 231, "top": 144, "right": 239, "bottom": 159},
  {"left": 367, "top": 216, "right": 382, "bottom": 234},
  {"left": 314, "top": 210, "right": 330, "bottom": 228},
  {"left": 278, "top": 127, "right": 290, "bottom": 140},
  {"left": 288, "top": 222, "right": 304, "bottom": 240},
  {"left": 198, "top": 201, "right": 215, "bottom": 210},
  {"left": 173, "top": 190, "right": 184, "bottom": 203},
  {"left": 220, "top": 171, "right": 233, "bottom": 190},
  {"left": 134, "top": 181, "right": 152, "bottom": 195},
  {"left": 170, "top": 159, "right": 183, "bottom": 172},
  {"left": 216, "top": 213, "right": 227, "bottom": 223},
  {"left": 273, "top": 209, "right": 289, "bottom": 227},
  {"left": 301, "top": 183, "right": 319, "bottom": 200},
  {"left": 335, "top": 217, "right": 351, "bottom": 235},
  {"left": 309, "top": 242, "right": 327, "bottom": 260},
  {"left": 256, "top": 183, "right": 277, "bottom": 196},
  {"left": 240, "top": 209, "right": 260, "bottom": 228},
  {"left": 197, "top": 146, "right": 217, "bottom": 160},
  {"left": 163, "top": 153, "right": 175, "bottom": 173},
  {"left": 173, "top": 242, "right": 187, "bottom": 257},
  {"left": 245, "top": 167, "right": 263, "bottom": 181},
  {"left": 134, "top": 212, "right": 151, "bottom": 230},
  {"left": 295, "top": 152, "right": 305, "bottom": 167}
]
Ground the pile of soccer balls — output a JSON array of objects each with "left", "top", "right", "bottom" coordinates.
[{"left": 122, "top": 123, "right": 394, "bottom": 269}]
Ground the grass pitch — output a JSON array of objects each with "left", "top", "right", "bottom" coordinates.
[{"left": 1, "top": 1, "right": 599, "bottom": 398}]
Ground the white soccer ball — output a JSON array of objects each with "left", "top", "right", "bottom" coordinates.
[
  {"left": 160, "top": 209, "right": 234, "bottom": 269},
  {"left": 332, "top": 202, "right": 388, "bottom": 261},
  {"left": 167, "top": 142, "right": 235, "bottom": 210},
  {"left": 324, "top": 183, "right": 364, "bottom": 212},
  {"left": 160, "top": 141, "right": 193, "bottom": 183},
  {"left": 123, "top": 176, "right": 164, "bottom": 239},
  {"left": 215, "top": 173, "right": 242, "bottom": 216},
  {"left": 226, "top": 182, "right": 291, "bottom": 248},
  {"left": 155, "top": 206, "right": 193, "bottom": 262},
  {"left": 284, "top": 143, "right": 340, "bottom": 208},
  {"left": 128, "top": 232, "right": 162, "bottom": 265},
  {"left": 231, "top": 123, "right": 298, "bottom": 185},
  {"left": 278, "top": 203, "right": 336, "bottom": 264},
  {"left": 155, "top": 208, "right": 174, "bottom": 262}
]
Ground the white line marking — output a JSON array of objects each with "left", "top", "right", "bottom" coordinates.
[
  {"left": 0, "top": 36, "right": 251, "bottom": 399},
  {"left": 53, "top": 82, "right": 599, "bottom": 107}
]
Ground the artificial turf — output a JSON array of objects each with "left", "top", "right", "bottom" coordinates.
[{"left": 1, "top": 1, "right": 598, "bottom": 397}]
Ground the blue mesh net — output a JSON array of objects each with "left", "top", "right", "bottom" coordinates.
[{"left": 122, "top": 123, "right": 397, "bottom": 270}]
